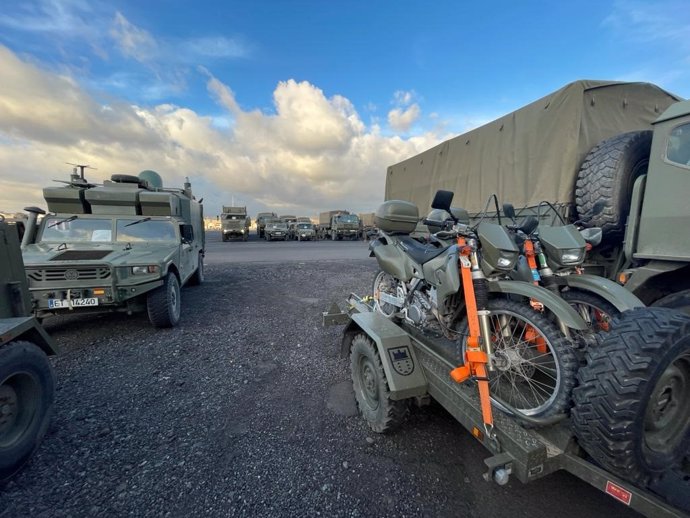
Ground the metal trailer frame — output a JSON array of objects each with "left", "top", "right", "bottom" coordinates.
[{"left": 323, "top": 294, "right": 688, "bottom": 518}]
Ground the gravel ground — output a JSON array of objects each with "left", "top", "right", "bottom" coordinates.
[{"left": 0, "top": 250, "right": 639, "bottom": 517}]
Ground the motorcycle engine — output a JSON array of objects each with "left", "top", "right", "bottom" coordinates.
[{"left": 405, "top": 289, "right": 434, "bottom": 327}]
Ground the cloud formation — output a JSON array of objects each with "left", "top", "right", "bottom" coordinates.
[{"left": 0, "top": 45, "right": 445, "bottom": 217}]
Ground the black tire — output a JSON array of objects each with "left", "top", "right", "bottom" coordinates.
[
  {"left": 456, "top": 298, "right": 578, "bottom": 419},
  {"left": 350, "top": 333, "right": 407, "bottom": 433},
  {"left": 0, "top": 341, "right": 55, "bottom": 482},
  {"left": 147, "top": 273, "right": 181, "bottom": 328},
  {"left": 572, "top": 308, "right": 690, "bottom": 488},
  {"left": 575, "top": 130, "right": 652, "bottom": 242},
  {"left": 188, "top": 253, "right": 204, "bottom": 286},
  {"left": 560, "top": 289, "right": 619, "bottom": 333},
  {"left": 652, "top": 289, "right": 690, "bottom": 316}
]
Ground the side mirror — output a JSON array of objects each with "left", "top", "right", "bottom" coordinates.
[
  {"left": 431, "top": 190, "right": 454, "bottom": 212},
  {"left": 181, "top": 224, "right": 194, "bottom": 243},
  {"left": 502, "top": 203, "right": 516, "bottom": 222}
]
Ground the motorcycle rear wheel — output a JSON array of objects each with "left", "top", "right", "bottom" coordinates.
[{"left": 371, "top": 270, "right": 404, "bottom": 318}]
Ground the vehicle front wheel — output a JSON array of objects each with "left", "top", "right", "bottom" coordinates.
[
  {"left": 350, "top": 334, "right": 407, "bottom": 433},
  {"left": 147, "top": 273, "right": 181, "bottom": 328},
  {"left": 0, "top": 341, "right": 55, "bottom": 482}
]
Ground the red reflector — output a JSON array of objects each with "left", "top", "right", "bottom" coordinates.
[{"left": 605, "top": 481, "right": 632, "bottom": 506}]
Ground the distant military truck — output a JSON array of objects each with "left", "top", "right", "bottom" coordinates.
[
  {"left": 317, "top": 210, "right": 345, "bottom": 240},
  {"left": 221, "top": 206, "right": 250, "bottom": 242},
  {"left": 323, "top": 211, "right": 360, "bottom": 240},
  {"left": 264, "top": 221, "right": 289, "bottom": 241},
  {"left": 0, "top": 216, "right": 57, "bottom": 482},
  {"left": 358, "top": 212, "right": 377, "bottom": 240},
  {"left": 21, "top": 167, "right": 205, "bottom": 328},
  {"left": 256, "top": 212, "right": 277, "bottom": 238},
  {"left": 292, "top": 222, "right": 316, "bottom": 241},
  {"left": 279, "top": 215, "right": 297, "bottom": 227}
]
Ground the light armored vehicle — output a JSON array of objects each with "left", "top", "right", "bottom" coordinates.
[
  {"left": 221, "top": 206, "right": 250, "bottom": 242},
  {"left": 0, "top": 216, "right": 57, "bottom": 482},
  {"left": 292, "top": 222, "right": 315, "bottom": 241},
  {"left": 264, "top": 221, "right": 288, "bottom": 241},
  {"left": 256, "top": 212, "right": 277, "bottom": 238},
  {"left": 21, "top": 168, "right": 205, "bottom": 328}
]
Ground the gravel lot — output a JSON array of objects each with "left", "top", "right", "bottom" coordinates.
[{"left": 0, "top": 234, "right": 639, "bottom": 517}]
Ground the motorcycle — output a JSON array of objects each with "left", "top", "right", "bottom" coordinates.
[{"left": 369, "top": 190, "right": 589, "bottom": 422}]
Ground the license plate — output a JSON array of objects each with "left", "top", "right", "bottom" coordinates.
[{"left": 48, "top": 298, "right": 99, "bottom": 309}]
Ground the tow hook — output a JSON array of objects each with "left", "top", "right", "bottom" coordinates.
[{"left": 483, "top": 452, "right": 513, "bottom": 486}]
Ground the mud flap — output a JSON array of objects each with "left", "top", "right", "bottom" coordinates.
[{"left": 348, "top": 312, "right": 428, "bottom": 401}]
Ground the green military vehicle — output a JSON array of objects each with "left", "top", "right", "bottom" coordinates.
[
  {"left": 291, "top": 222, "right": 316, "bottom": 241},
  {"left": 0, "top": 216, "right": 57, "bottom": 482},
  {"left": 256, "top": 212, "right": 277, "bottom": 238},
  {"left": 21, "top": 167, "right": 205, "bottom": 328},
  {"left": 386, "top": 80, "right": 690, "bottom": 312},
  {"left": 264, "top": 221, "right": 289, "bottom": 241},
  {"left": 221, "top": 206, "right": 250, "bottom": 242}
]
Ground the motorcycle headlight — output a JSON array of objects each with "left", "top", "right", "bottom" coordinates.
[
  {"left": 497, "top": 257, "right": 513, "bottom": 268},
  {"left": 132, "top": 265, "right": 158, "bottom": 275},
  {"left": 560, "top": 248, "right": 585, "bottom": 265}
]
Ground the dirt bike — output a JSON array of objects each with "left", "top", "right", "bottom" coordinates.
[{"left": 369, "top": 190, "right": 590, "bottom": 425}]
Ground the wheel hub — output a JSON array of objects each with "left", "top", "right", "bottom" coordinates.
[{"left": 644, "top": 358, "right": 690, "bottom": 450}]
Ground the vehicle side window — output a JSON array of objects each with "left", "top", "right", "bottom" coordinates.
[{"left": 666, "top": 123, "right": 690, "bottom": 167}]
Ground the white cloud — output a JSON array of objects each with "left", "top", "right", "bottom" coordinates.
[
  {"left": 182, "top": 36, "right": 249, "bottom": 59},
  {"left": 0, "top": 45, "right": 446, "bottom": 217},
  {"left": 388, "top": 104, "right": 421, "bottom": 132},
  {"left": 110, "top": 12, "right": 158, "bottom": 63},
  {"left": 393, "top": 90, "right": 416, "bottom": 106}
]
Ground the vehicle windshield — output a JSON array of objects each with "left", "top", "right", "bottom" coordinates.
[
  {"left": 40, "top": 217, "right": 113, "bottom": 243},
  {"left": 270, "top": 223, "right": 287, "bottom": 230},
  {"left": 116, "top": 219, "right": 178, "bottom": 243},
  {"left": 224, "top": 214, "right": 245, "bottom": 220},
  {"left": 298, "top": 224, "right": 312, "bottom": 229},
  {"left": 667, "top": 122, "right": 690, "bottom": 166},
  {"left": 339, "top": 215, "right": 359, "bottom": 223}
]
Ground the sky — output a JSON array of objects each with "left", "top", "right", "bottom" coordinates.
[{"left": 0, "top": 0, "right": 689, "bottom": 219}]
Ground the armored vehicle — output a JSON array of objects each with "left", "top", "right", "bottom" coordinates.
[
  {"left": 256, "top": 212, "right": 277, "bottom": 238},
  {"left": 291, "top": 222, "right": 315, "bottom": 241},
  {"left": 386, "top": 80, "right": 690, "bottom": 312},
  {"left": 264, "top": 221, "right": 288, "bottom": 241},
  {"left": 0, "top": 216, "right": 57, "bottom": 482},
  {"left": 221, "top": 206, "right": 250, "bottom": 242},
  {"left": 21, "top": 168, "right": 205, "bottom": 328}
]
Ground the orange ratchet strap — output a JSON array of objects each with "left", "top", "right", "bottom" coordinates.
[{"left": 450, "top": 237, "right": 494, "bottom": 429}]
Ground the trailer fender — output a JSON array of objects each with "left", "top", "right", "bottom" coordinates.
[
  {"left": 489, "top": 280, "right": 589, "bottom": 331},
  {"left": 0, "top": 317, "right": 58, "bottom": 356},
  {"left": 563, "top": 274, "right": 645, "bottom": 312},
  {"left": 344, "top": 312, "right": 428, "bottom": 401}
]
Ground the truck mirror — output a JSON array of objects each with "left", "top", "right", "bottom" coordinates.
[
  {"left": 181, "top": 224, "right": 194, "bottom": 243},
  {"left": 431, "top": 190, "right": 454, "bottom": 211}
]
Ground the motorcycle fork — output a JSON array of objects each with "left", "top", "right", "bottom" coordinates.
[{"left": 450, "top": 237, "right": 494, "bottom": 433}]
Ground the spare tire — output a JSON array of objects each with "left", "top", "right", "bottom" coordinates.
[
  {"left": 575, "top": 131, "right": 652, "bottom": 242},
  {"left": 572, "top": 308, "right": 690, "bottom": 494},
  {"left": 111, "top": 174, "right": 141, "bottom": 184}
]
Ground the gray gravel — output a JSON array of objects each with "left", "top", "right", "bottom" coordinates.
[{"left": 0, "top": 241, "right": 639, "bottom": 517}]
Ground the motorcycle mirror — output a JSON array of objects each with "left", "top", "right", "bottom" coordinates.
[
  {"left": 502, "top": 203, "right": 516, "bottom": 222},
  {"left": 431, "top": 190, "right": 454, "bottom": 212}
]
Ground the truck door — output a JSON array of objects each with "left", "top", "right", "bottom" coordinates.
[{"left": 180, "top": 224, "right": 196, "bottom": 281}]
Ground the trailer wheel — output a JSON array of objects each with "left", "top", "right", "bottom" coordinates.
[
  {"left": 560, "top": 289, "right": 619, "bottom": 334},
  {"left": 572, "top": 308, "right": 690, "bottom": 487},
  {"left": 0, "top": 341, "right": 55, "bottom": 482},
  {"left": 147, "top": 273, "right": 181, "bottom": 328},
  {"left": 350, "top": 333, "right": 407, "bottom": 433},
  {"left": 575, "top": 130, "right": 652, "bottom": 242}
]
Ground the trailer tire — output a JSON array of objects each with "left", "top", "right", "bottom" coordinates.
[
  {"left": 147, "top": 273, "right": 181, "bottom": 328},
  {"left": 350, "top": 333, "right": 407, "bottom": 433},
  {"left": 575, "top": 130, "right": 652, "bottom": 242},
  {"left": 572, "top": 308, "right": 690, "bottom": 488},
  {"left": 0, "top": 341, "right": 55, "bottom": 483}
]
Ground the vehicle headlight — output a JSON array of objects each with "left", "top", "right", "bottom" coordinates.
[
  {"left": 497, "top": 257, "right": 513, "bottom": 268},
  {"left": 241, "top": 229, "right": 245, "bottom": 233},
  {"left": 560, "top": 248, "right": 585, "bottom": 265},
  {"left": 132, "top": 265, "right": 159, "bottom": 275}
]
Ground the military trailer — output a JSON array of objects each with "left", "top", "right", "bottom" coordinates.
[
  {"left": 256, "top": 212, "right": 277, "bottom": 238},
  {"left": 0, "top": 216, "right": 57, "bottom": 482},
  {"left": 21, "top": 168, "right": 205, "bottom": 328},
  {"left": 221, "top": 206, "right": 250, "bottom": 242},
  {"left": 385, "top": 80, "right": 690, "bottom": 312}
]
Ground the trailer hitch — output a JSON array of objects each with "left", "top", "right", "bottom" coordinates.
[{"left": 483, "top": 452, "right": 514, "bottom": 486}]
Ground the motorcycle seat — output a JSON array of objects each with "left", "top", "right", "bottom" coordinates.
[{"left": 399, "top": 236, "right": 448, "bottom": 265}]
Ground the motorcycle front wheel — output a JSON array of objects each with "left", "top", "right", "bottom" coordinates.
[{"left": 457, "top": 297, "right": 578, "bottom": 419}]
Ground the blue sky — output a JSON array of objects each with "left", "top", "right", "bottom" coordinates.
[{"left": 0, "top": 0, "right": 688, "bottom": 217}]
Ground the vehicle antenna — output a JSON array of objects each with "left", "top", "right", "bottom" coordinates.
[{"left": 65, "top": 162, "right": 97, "bottom": 182}]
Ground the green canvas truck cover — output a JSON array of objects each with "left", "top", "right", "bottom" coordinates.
[{"left": 385, "top": 80, "right": 682, "bottom": 213}]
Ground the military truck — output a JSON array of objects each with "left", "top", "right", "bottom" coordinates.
[
  {"left": 386, "top": 80, "right": 690, "bottom": 311},
  {"left": 358, "top": 212, "right": 377, "bottom": 240},
  {"left": 21, "top": 167, "right": 205, "bottom": 328},
  {"left": 0, "top": 216, "right": 57, "bottom": 482},
  {"left": 256, "top": 212, "right": 277, "bottom": 238},
  {"left": 221, "top": 206, "right": 250, "bottom": 242},
  {"left": 318, "top": 210, "right": 360, "bottom": 240},
  {"left": 264, "top": 221, "right": 289, "bottom": 241},
  {"left": 291, "top": 222, "right": 316, "bottom": 241}
]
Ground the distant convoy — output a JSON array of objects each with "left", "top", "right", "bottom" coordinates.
[{"left": 220, "top": 208, "right": 377, "bottom": 242}]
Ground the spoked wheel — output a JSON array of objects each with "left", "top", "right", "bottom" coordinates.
[
  {"left": 560, "top": 289, "right": 618, "bottom": 334},
  {"left": 459, "top": 298, "right": 577, "bottom": 419},
  {"left": 371, "top": 270, "right": 405, "bottom": 318}
]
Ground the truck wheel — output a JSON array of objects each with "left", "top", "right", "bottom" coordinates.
[
  {"left": 560, "top": 289, "right": 619, "bottom": 333},
  {"left": 572, "top": 308, "right": 690, "bottom": 488},
  {"left": 147, "top": 273, "right": 181, "bottom": 328},
  {"left": 474, "top": 298, "right": 578, "bottom": 418},
  {"left": 575, "top": 130, "right": 652, "bottom": 242},
  {"left": 188, "top": 253, "right": 204, "bottom": 286},
  {"left": 350, "top": 333, "right": 407, "bottom": 433},
  {"left": 0, "top": 341, "right": 55, "bottom": 482}
]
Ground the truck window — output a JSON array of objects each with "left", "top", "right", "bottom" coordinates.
[
  {"left": 666, "top": 123, "right": 690, "bottom": 167},
  {"left": 116, "top": 219, "right": 178, "bottom": 242},
  {"left": 39, "top": 218, "right": 112, "bottom": 243}
]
